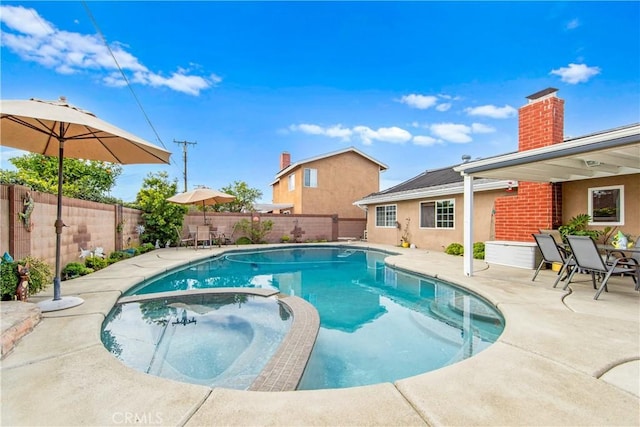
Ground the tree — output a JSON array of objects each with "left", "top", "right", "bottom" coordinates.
[
  {"left": 135, "top": 172, "right": 187, "bottom": 245},
  {"left": 217, "top": 180, "right": 262, "bottom": 212},
  {"left": 0, "top": 153, "right": 122, "bottom": 203}
]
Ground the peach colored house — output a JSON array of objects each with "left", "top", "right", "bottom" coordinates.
[
  {"left": 356, "top": 88, "right": 640, "bottom": 273},
  {"left": 354, "top": 166, "right": 514, "bottom": 251},
  {"left": 271, "top": 147, "right": 387, "bottom": 219}
]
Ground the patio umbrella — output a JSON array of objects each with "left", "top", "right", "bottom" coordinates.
[
  {"left": 0, "top": 97, "right": 171, "bottom": 311},
  {"left": 166, "top": 187, "right": 235, "bottom": 223}
]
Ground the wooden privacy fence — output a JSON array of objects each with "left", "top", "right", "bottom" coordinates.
[{"left": 1, "top": 184, "right": 366, "bottom": 270}]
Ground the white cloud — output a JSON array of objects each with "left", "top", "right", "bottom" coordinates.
[
  {"left": 0, "top": 5, "right": 218, "bottom": 96},
  {"left": 412, "top": 135, "right": 438, "bottom": 146},
  {"left": 550, "top": 63, "right": 601, "bottom": 84},
  {"left": 566, "top": 18, "right": 580, "bottom": 30},
  {"left": 471, "top": 123, "right": 495, "bottom": 134},
  {"left": 430, "top": 123, "right": 472, "bottom": 144},
  {"left": 436, "top": 103, "right": 452, "bottom": 112},
  {"left": 353, "top": 126, "right": 412, "bottom": 145},
  {"left": 399, "top": 94, "right": 438, "bottom": 110},
  {"left": 465, "top": 104, "right": 517, "bottom": 119},
  {"left": 289, "top": 124, "right": 352, "bottom": 141}
]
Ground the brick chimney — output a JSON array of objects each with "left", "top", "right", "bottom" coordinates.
[
  {"left": 519, "top": 87, "right": 564, "bottom": 151},
  {"left": 280, "top": 152, "right": 291, "bottom": 170},
  {"left": 493, "top": 88, "right": 564, "bottom": 241}
]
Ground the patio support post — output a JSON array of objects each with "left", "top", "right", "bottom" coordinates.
[{"left": 463, "top": 174, "right": 474, "bottom": 276}]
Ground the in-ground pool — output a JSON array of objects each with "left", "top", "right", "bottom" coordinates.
[{"left": 104, "top": 246, "right": 505, "bottom": 390}]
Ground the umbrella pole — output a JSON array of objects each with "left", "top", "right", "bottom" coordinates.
[
  {"left": 37, "top": 135, "right": 83, "bottom": 312},
  {"left": 53, "top": 139, "right": 64, "bottom": 300}
]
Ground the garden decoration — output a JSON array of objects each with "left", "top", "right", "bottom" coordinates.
[
  {"left": 16, "top": 263, "right": 29, "bottom": 302},
  {"left": 18, "top": 190, "right": 34, "bottom": 231}
]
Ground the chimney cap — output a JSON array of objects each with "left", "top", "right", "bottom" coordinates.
[{"left": 526, "top": 87, "right": 558, "bottom": 101}]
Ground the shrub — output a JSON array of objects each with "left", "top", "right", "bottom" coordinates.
[
  {"left": 19, "top": 256, "right": 53, "bottom": 295},
  {"left": 138, "top": 243, "right": 155, "bottom": 253},
  {"left": 1, "top": 256, "right": 52, "bottom": 297},
  {"left": 108, "top": 251, "right": 133, "bottom": 264},
  {"left": 233, "top": 218, "right": 274, "bottom": 244},
  {"left": 1, "top": 261, "right": 19, "bottom": 299},
  {"left": 235, "top": 236, "right": 252, "bottom": 245},
  {"left": 62, "top": 262, "right": 93, "bottom": 280},
  {"left": 85, "top": 256, "right": 108, "bottom": 271},
  {"left": 445, "top": 243, "right": 464, "bottom": 256},
  {"left": 473, "top": 242, "right": 485, "bottom": 260}
]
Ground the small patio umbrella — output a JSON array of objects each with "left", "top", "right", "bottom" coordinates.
[
  {"left": 166, "top": 187, "right": 235, "bottom": 223},
  {"left": 0, "top": 97, "right": 171, "bottom": 311}
]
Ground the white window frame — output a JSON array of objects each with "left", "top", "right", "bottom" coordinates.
[
  {"left": 375, "top": 204, "right": 397, "bottom": 227},
  {"left": 420, "top": 199, "right": 455, "bottom": 229},
  {"left": 588, "top": 185, "right": 624, "bottom": 226},
  {"left": 304, "top": 168, "right": 318, "bottom": 187},
  {"left": 288, "top": 173, "right": 295, "bottom": 191}
]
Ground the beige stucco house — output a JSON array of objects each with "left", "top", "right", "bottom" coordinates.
[
  {"left": 271, "top": 147, "right": 387, "bottom": 219},
  {"left": 354, "top": 165, "right": 513, "bottom": 251}
]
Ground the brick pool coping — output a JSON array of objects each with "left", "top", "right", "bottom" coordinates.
[{"left": 118, "top": 287, "right": 320, "bottom": 392}]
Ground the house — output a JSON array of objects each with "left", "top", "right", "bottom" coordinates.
[
  {"left": 355, "top": 88, "right": 640, "bottom": 273},
  {"left": 271, "top": 147, "right": 388, "bottom": 219},
  {"left": 455, "top": 88, "right": 640, "bottom": 274},
  {"left": 353, "top": 164, "right": 514, "bottom": 251}
]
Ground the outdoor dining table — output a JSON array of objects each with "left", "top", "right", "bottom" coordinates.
[{"left": 597, "top": 244, "right": 640, "bottom": 259}]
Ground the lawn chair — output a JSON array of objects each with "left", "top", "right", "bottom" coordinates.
[
  {"left": 212, "top": 225, "right": 229, "bottom": 246},
  {"left": 532, "top": 233, "right": 575, "bottom": 288},
  {"left": 195, "top": 225, "right": 212, "bottom": 249},
  {"left": 565, "top": 235, "right": 639, "bottom": 300},
  {"left": 174, "top": 225, "right": 195, "bottom": 249}
]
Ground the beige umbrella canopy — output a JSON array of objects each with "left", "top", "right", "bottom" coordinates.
[
  {"left": 167, "top": 187, "right": 235, "bottom": 223},
  {"left": 0, "top": 97, "right": 172, "bottom": 311}
]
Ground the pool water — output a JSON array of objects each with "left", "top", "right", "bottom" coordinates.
[
  {"left": 102, "top": 293, "right": 291, "bottom": 390},
  {"left": 114, "top": 246, "right": 504, "bottom": 390}
]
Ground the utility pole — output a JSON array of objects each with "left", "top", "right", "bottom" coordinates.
[{"left": 173, "top": 140, "right": 197, "bottom": 192}]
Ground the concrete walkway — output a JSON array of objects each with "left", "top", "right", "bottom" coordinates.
[{"left": 1, "top": 244, "right": 638, "bottom": 426}]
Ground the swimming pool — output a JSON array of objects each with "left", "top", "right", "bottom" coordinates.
[{"left": 106, "top": 246, "right": 504, "bottom": 390}]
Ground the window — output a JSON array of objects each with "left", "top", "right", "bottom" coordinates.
[
  {"left": 288, "top": 173, "right": 295, "bottom": 191},
  {"left": 304, "top": 168, "right": 317, "bottom": 187},
  {"left": 589, "top": 185, "right": 623, "bottom": 225},
  {"left": 420, "top": 199, "right": 455, "bottom": 229},
  {"left": 375, "top": 205, "right": 396, "bottom": 227}
]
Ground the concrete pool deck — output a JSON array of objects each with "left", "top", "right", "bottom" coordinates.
[{"left": 1, "top": 243, "right": 638, "bottom": 426}]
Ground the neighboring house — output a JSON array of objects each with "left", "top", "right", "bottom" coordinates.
[
  {"left": 271, "top": 147, "right": 388, "bottom": 219},
  {"left": 354, "top": 164, "right": 514, "bottom": 251},
  {"left": 356, "top": 88, "right": 640, "bottom": 273}
]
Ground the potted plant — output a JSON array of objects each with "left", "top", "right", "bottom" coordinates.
[
  {"left": 558, "top": 214, "right": 601, "bottom": 242},
  {"left": 401, "top": 218, "right": 411, "bottom": 248}
]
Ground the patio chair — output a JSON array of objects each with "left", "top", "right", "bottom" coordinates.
[
  {"left": 174, "top": 225, "right": 195, "bottom": 249},
  {"left": 195, "top": 225, "right": 212, "bottom": 249},
  {"left": 564, "top": 235, "right": 639, "bottom": 300},
  {"left": 212, "top": 225, "right": 231, "bottom": 246},
  {"left": 606, "top": 249, "right": 640, "bottom": 291},
  {"left": 531, "top": 233, "right": 575, "bottom": 288}
]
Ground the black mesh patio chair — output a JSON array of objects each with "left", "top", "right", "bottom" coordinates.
[
  {"left": 532, "top": 233, "right": 575, "bottom": 288},
  {"left": 565, "top": 235, "right": 639, "bottom": 300}
]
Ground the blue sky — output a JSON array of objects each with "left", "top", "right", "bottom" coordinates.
[{"left": 1, "top": 1, "right": 639, "bottom": 203}]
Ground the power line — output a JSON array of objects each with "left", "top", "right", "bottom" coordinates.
[
  {"left": 174, "top": 140, "right": 197, "bottom": 192},
  {"left": 81, "top": 1, "right": 168, "bottom": 153}
]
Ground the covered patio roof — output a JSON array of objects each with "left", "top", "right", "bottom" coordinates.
[
  {"left": 454, "top": 123, "right": 640, "bottom": 182},
  {"left": 453, "top": 123, "right": 639, "bottom": 276}
]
